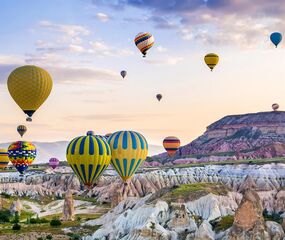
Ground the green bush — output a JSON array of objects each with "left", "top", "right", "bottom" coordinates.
[
  {"left": 263, "top": 209, "right": 283, "bottom": 224},
  {"left": 12, "top": 223, "right": 21, "bottom": 230},
  {"left": 46, "top": 235, "right": 53, "bottom": 240},
  {"left": 30, "top": 217, "right": 49, "bottom": 224},
  {"left": 67, "top": 233, "right": 81, "bottom": 240},
  {"left": 50, "top": 218, "right": 62, "bottom": 227},
  {"left": 0, "top": 210, "right": 11, "bottom": 223},
  {"left": 210, "top": 215, "right": 234, "bottom": 232},
  {"left": 11, "top": 211, "right": 20, "bottom": 224}
]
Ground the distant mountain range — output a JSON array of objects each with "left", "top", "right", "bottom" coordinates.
[
  {"left": 151, "top": 111, "right": 285, "bottom": 164},
  {"left": 0, "top": 141, "right": 164, "bottom": 164}
]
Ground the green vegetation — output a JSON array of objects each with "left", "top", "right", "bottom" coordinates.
[
  {"left": 12, "top": 223, "right": 21, "bottom": 230},
  {"left": 50, "top": 218, "right": 62, "bottom": 227},
  {"left": 210, "top": 215, "right": 234, "bottom": 232},
  {"left": 0, "top": 210, "right": 12, "bottom": 223},
  {"left": 263, "top": 209, "right": 283, "bottom": 224},
  {"left": 162, "top": 183, "right": 229, "bottom": 202}
]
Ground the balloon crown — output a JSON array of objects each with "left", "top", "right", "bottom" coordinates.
[{"left": 87, "top": 130, "right": 94, "bottom": 136}]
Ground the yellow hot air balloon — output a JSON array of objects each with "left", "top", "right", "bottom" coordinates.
[
  {"left": 0, "top": 149, "right": 9, "bottom": 169},
  {"left": 66, "top": 131, "right": 111, "bottom": 188},
  {"left": 204, "top": 53, "right": 219, "bottom": 71},
  {"left": 7, "top": 65, "right": 53, "bottom": 121},
  {"left": 108, "top": 131, "right": 148, "bottom": 182}
]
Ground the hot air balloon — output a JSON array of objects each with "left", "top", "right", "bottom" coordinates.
[
  {"left": 7, "top": 65, "right": 53, "bottom": 122},
  {"left": 134, "top": 32, "right": 154, "bottom": 57},
  {"left": 120, "top": 70, "right": 127, "bottom": 78},
  {"left": 17, "top": 125, "right": 27, "bottom": 137},
  {"left": 0, "top": 149, "right": 9, "bottom": 169},
  {"left": 108, "top": 131, "right": 148, "bottom": 182},
  {"left": 49, "top": 158, "right": 59, "bottom": 169},
  {"left": 8, "top": 141, "right": 36, "bottom": 174},
  {"left": 163, "top": 136, "right": 180, "bottom": 157},
  {"left": 156, "top": 94, "right": 162, "bottom": 101},
  {"left": 66, "top": 131, "right": 111, "bottom": 188},
  {"left": 270, "top": 32, "right": 282, "bottom": 48},
  {"left": 204, "top": 53, "right": 219, "bottom": 71},
  {"left": 105, "top": 133, "right": 112, "bottom": 139},
  {"left": 272, "top": 103, "right": 279, "bottom": 111}
]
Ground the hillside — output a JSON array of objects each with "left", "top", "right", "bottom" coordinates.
[{"left": 152, "top": 111, "right": 285, "bottom": 163}]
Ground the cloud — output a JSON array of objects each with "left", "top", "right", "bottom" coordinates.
[
  {"left": 0, "top": 62, "right": 120, "bottom": 84},
  {"left": 156, "top": 46, "right": 168, "bottom": 52},
  {"left": 95, "top": 12, "right": 111, "bottom": 22},
  {"left": 88, "top": 41, "right": 134, "bottom": 56},
  {"left": 39, "top": 21, "right": 90, "bottom": 37},
  {"left": 93, "top": 0, "right": 285, "bottom": 48},
  {"left": 65, "top": 113, "right": 164, "bottom": 122}
]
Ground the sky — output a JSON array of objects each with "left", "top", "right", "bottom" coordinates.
[{"left": 1, "top": 0, "right": 285, "bottom": 147}]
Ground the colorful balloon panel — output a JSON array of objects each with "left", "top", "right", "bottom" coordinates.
[
  {"left": 134, "top": 32, "right": 154, "bottom": 57},
  {"left": 7, "top": 65, "right": 53, "bottom": 120},
  {"left": 0, "top": 149, "right": 9, "bottom": 169},
  {"left": 270, "top": 32, "right": 282, "bottom": 48},
  {"left": 49, "top": 158, "right": 59, "bottom": 169},
  {"left": 8, "top": 141, "right": 36, "bottom": 174},
  {"left": 66, "top": 131, "right": 111, "bottom": 187},
  {"left": 108, "top": 131, "right": 148, "bottom": 182},
  {"left": 17, "top": 125, "right": 27, "bottom": 137},
  {"left": 204, "top": 53, "right": 219, "bottom": 71},
  {"left": 163, "top": 136, "right": 181, "bottom": 157}
]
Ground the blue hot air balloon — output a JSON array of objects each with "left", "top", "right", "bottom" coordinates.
[{"left": 270, "top": 32, "right": 282, "bottom": 48}]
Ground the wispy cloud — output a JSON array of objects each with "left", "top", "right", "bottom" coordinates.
[
  {"left": 95, "top": 12, "right": 111, "bottom": 22},
  {"left": 146, "top": 56, "right": 183, "bottom": 65}
]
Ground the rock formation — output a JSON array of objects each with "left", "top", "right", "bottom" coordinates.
[
  {"left": 61, "top": 189, "right": 75, "bottom": 221},
  {"left": 9, "top": 199, "right": 22, "bottom": 215},
  {"left": 152, "top": 111, "right": 285, "bottom": 163},
  {"left": 223, "top": 189, "right": 270, "bottom": 239}
]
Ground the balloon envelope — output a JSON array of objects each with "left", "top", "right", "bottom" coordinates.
[
  {"left": 134, "top": 32, "right": 154, "bottom": 57},
  {"left": 66, "top": 131, "right": 111, "bottom": 187},
  {"left": 272, "top": 103, "right": 279, "bottom": 111},
  {"left": 120, "top": 70, "right": 127, "bottom": 78},
  {"left": 7, "top": 65, "right": 53, "bottom": 121},
  {"left": 8, "top": 141, "right": 36, "bottom": 174},
  {"left": 156, "top": 94, "right": 162, "bottom": 101},
  {"left": 270, "top": 32, "right": 282, "bottom": 47},
  {"left": 17, "top": 125, "right": 27, "bottom": 137},
  {"left": 0, "top": 149, "right": 9, "bottom": 169},
  {"left": 163, "top": 136, "right": 181, "bottom": 157},
  {"left": 204, "top": 53, "right": 219, "bottom": 71},
  {"left": 49, "top": 158, "right": 59, "bottom": 169},
  {"left": 108, "top": 131, "right": 148, "bottom": 182}
]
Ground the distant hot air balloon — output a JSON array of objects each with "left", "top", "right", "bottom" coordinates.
[
  {"left": 156, "top": 94, "right": 162, "bottom": 101},
  {"left": 0, "top": 149, "right": 9, "bottom": 169},
  {"left": 105, "top": 133, "right": 112, "bottom": 139},
  {"left": 204, "top": 53, "right": 219, "bottom": 71},
  {"left": 163, "top": 136, "right": 181, "bottom": 157},
  {"left": 8, "top": 141, "right": 36, "bottom": 174},
  {"left": 270, "top": 32, "right": 282, "bottom": 48},
  {"left": 49, "top": 158, "right": 59, "bottom": 169},
  {"left": 7, "top": 65, "right": 53, "bottom": 122},
  {"left": 17, "top": 125, "right": 27, "bottom": 137},
  {"left": 108, "top": 131, "right": 148, "bottom": 182},
  {"left": 134, "top": 32, "right": 154, "bottom": 57},
  {"left": 66, "top": 131, "right": 111, "bottom": 188},
  {"left": 120, "top": 70, "right": 127, "bottom": 78},
  {"left": 272, "top": 103, "right": 279, "bottom": 111}
]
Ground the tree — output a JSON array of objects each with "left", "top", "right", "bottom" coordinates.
[{"left": 12, "top": 223, "right": 21, "bottom": 230}]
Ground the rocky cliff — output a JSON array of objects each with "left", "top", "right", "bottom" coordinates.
[{"left": 153, "top": 111, "right": 285, "bottom": 163}]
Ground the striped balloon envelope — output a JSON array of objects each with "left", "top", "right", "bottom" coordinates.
[
  {"left": 134, "top": 32, "right": 154, "bottom": 57},
  {"left": 204, "top": 53, "right": 219, "bottom": 71},
  {"left": 163, "top": 136, "right": 181, "bottom": 157},
  {"left": 0, "top": 149, "right": 9, "bottom": 169},
  {"left": 66, "top": 131, "right": 111, "bottom": 188},
  {"left": 8, "top": 141, "right": 36, "bottom": 174},
  {"left": 49, "top": 157, "right": 59, "bottom": 169},
  {"left": 108, "top": 131, "right": 148, "bottom": 182}
]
